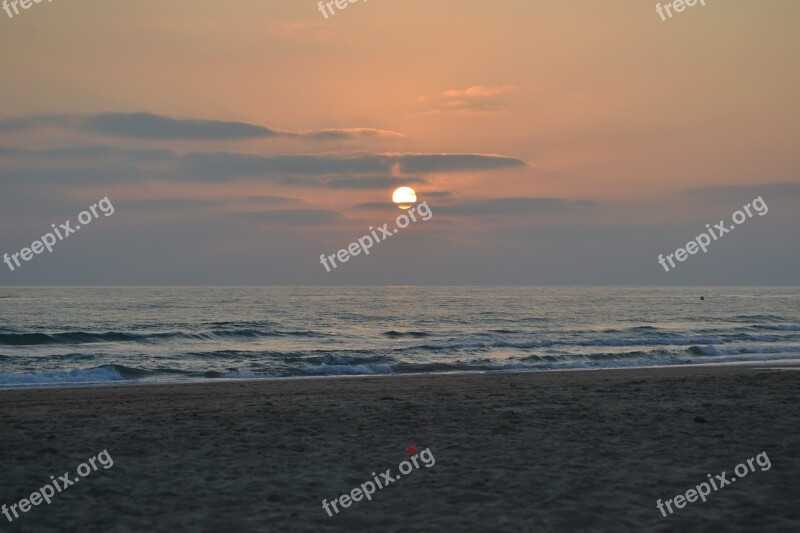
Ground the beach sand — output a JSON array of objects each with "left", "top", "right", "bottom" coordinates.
[{"left": 1, "top": 365, "right": 799, "bottom": 532}]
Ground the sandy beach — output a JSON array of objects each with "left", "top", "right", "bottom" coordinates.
[{"left": 1, "top": 365, "right": 799, "bottom": 532}]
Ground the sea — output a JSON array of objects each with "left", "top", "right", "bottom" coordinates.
[{"left": 0, "top": 286, "right": 798, "bottom": 388}]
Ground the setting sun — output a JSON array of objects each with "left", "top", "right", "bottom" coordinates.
[{"left": 392, "top": 187, "right": 417, "bottom": 209}]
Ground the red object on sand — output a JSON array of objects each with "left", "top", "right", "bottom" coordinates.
[{"left": 404, "top": 446, "right": 418, "bottom": 455}]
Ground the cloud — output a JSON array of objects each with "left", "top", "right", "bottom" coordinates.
[
  {"left": 119, "top": 196, "right": 307, "bottom": 211},
  {"left": 325, "top": 176, "right": 428, "bottom": 189},
  {"left": 413, "top": 85, "right": 517, "bottom": 117},
  {"left": 242, "top": 195, "right": 305, "bottom": 206},
  {"left": 81, "top": 113, "right": 279, "bottom": 140},
  {"left": 0, "top": 166, "right": 144, "bottom": 184},
  {"left": 175, "top": 151, "right": 524, "bottom": 180},
  {"left": 0, "top": 114, "right": 77, "bottom": 133},
  {"left": 424, "top": 191, "right": 455, "bottom": 199},
  {"left": 0, "top": 146, "right": 525, "bottom": 187},
  {"left": 233, "top": 208, "right": 343, "bottom": 225},
  {"left": 395, "top": 153, "right": 524, "bottom": 173},
  {"left": 276, "top": 175, "right": 429, "bottom": 190},
  {"left": 177, "top": 152, "right": 392, "bottom": 179},
  {"left": 443, "top": 85, "right": 516, "bottom": 98},
  {"left": 351, "top": 201, "right": 393, "bottom": 210},
  {"left": 439, "top": 101, "right": 508, "bottom": 115},
  {"left": 681, "top": 181, "right": 800, "bottom": 199},
  {"left": 437, "top": 197, "right": 592, "bottom": 216},
  {"left": 351, "top": 196, "right": 590, "bottom": 216},
  {"left": 294, "top": 128, "right": 404, "bottom": 140},
  {"left": 121, "top": 197, "right": 225, "bottom": 211},
  {"left": 0, "top": 145, "right": 174, "bottom": 161},
  {"left": 0, "top": 112, "right": 404, "bottom": 142}
]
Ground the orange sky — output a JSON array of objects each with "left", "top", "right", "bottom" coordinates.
[{"left": 1, "top": 0, "right": 798, "bottom": 284}]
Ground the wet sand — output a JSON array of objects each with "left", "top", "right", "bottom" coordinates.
[{"left": 1, "top": 365, "right": 799, "bottom": 532}]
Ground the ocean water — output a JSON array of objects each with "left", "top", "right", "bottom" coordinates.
[{"left": 0, "top": 287, "right": 798, "bottom": 388}]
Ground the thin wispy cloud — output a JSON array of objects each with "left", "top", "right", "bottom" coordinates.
[
  {"left": 351, "top": 196, "right": 593, "bottom": 219},
  {"left": 443, "top": 85, "right": 516, "bottom": 98},
  {"left": 82, "top": 113, "right": 279, "bottom": 140},
  {"left": 681, "top": 182, "right": 800, "bottom": 198},
  {"left": 167, "top": 151, "right": 525, "bottom": 179},
  {"left": 233, "top": 208, "right": 343, "bottom": 226},
  {"left": 325, "top": 176, "right": 428, "bottom": 190},
  {"left": 0, "top": 113, "right": 405, "bottom": 142},
  {"left": 292, "top": 128, "right": 405, "bottom": 140},
  {"left": 0, "top": 145, "right": 525, "bottom": 185},
  {"left": 436, "top": 197, "right": 593, "bottom": 217},
  {"left": 395, "top": 153, "right": 523, "bottom": 173},
  {"left": 413, "top": 85, "right": 517, "bottom": 117}
]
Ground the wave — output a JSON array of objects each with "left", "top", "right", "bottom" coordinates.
[
  {"left": 414, "top": 336, "right": 728, "bottom": 352},
  {"left": 301, "top": 364, "right": 394, "bottom": 376},
  {"left": 578, "top": 336, "right": 728, "bottom": 347},
  {"left": 0, "top": 332, "right": 140, "bottom": 346},
  {"left": 413, "top": 332, "right": 795, "bottom": 353},
  {"left": 0, "top": 364, "right": 199, "bottom": 386},
  {"left": 304, "top": 353, "right": 391, "bottom": 365},
  {"left": 0, "top": 364, "right": 129, "bottom": 386},
  {"left": 751, "top": 324, "right": 800, "bottom": 331},
  {"left": 686, "top": 344, "right": 800, "bottom": 356},
  {"left": 736, "top": 314, "right": 787, "bottom": 321},
  {"left": 0, "top": 329, "right": 325, "bottom": 346},
  {"left": 687, "top": 345, "right": 722, "bottom": 356},
  {"left": 206, "top": 329, "right": 324, "bottom": 338},
  {"left": 204, "top": 369, "right": 278, "bottom": 379},
  {"left": 520, "top": 350, "right": 669, "bottom": 362},
  {"left": 383, "top": 331, "right": 431, "bottom": 338},
  {"left": 476, "top": 329, "right": 522, "bottom": 335},
  {"left": 3, "top": 347, "right": 799, "bottom": 387}
]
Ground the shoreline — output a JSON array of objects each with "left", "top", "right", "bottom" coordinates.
[{"left": 2, "top": 358, "right": 800, "bottom": 393}]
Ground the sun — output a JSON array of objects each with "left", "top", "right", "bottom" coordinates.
[{"left": 392, "top": 187, "right": 417, "bottom": 210}]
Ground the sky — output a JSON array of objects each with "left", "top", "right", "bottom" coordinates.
[{"left": 0, "top": 0, "right": 798, "bottom": 285}]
